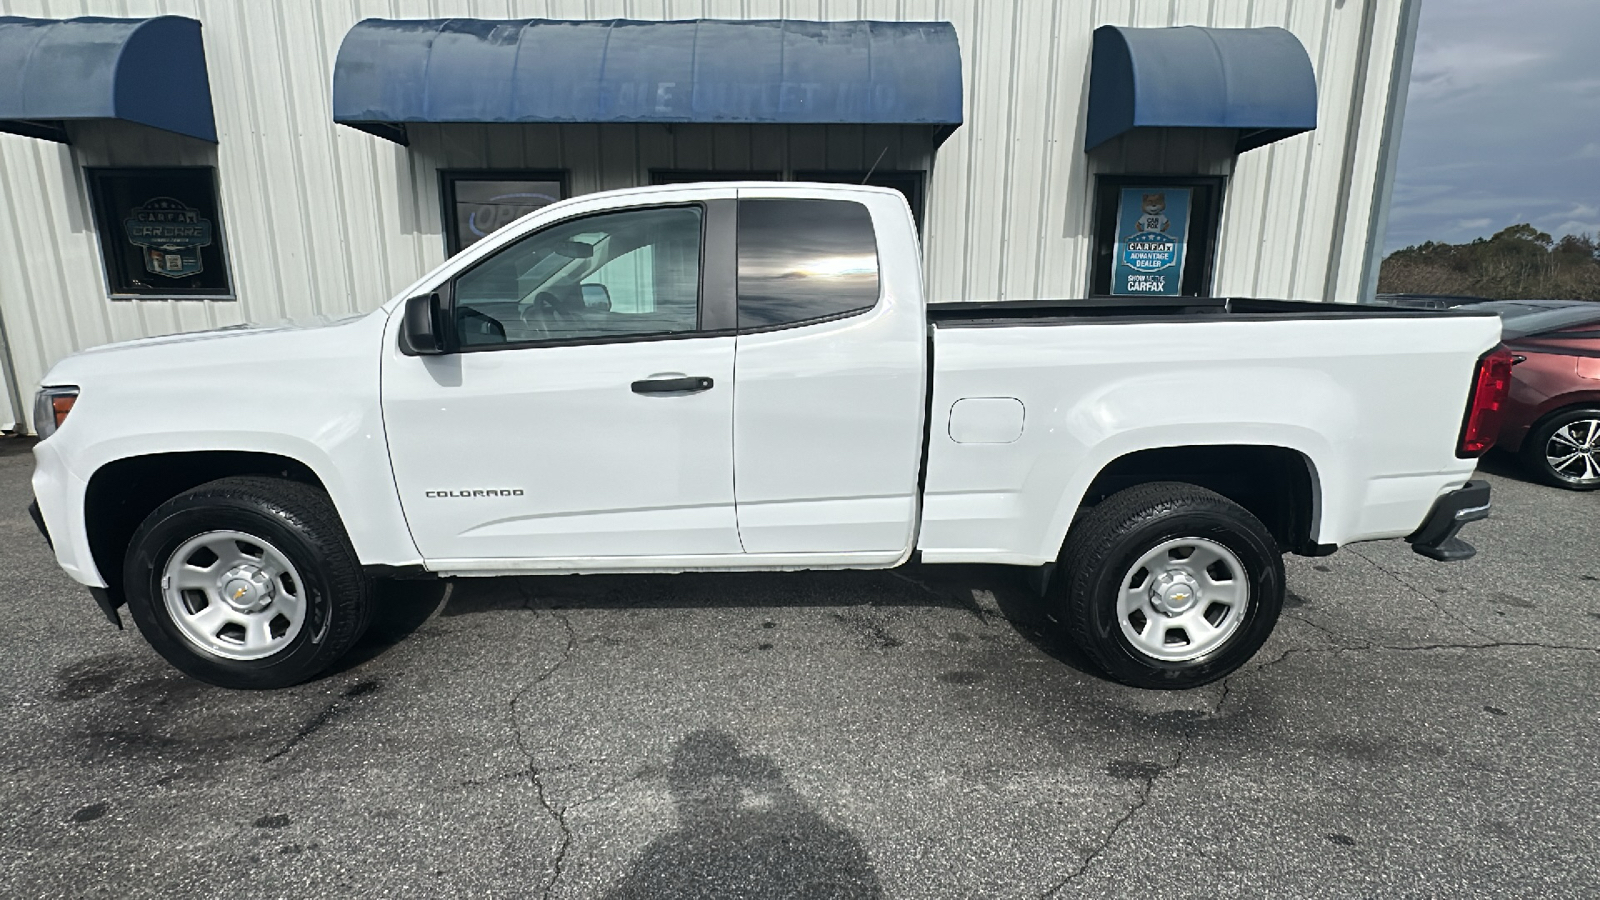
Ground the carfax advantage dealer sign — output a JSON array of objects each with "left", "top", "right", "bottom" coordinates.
[{"left": 1112, "top": 187, "right": 1192, "bottom": 296}]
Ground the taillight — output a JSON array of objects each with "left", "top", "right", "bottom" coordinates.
[{"left": 1457, "top": 346, "right": 1515, "bottom": 457}]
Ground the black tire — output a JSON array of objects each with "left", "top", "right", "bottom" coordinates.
[
  {"left": 1519, "top": 407, "right": 1600, "bottom": 491},
  {"left": 123, "top": 476, "right": 372, "bottom": 689},
  {"left": 1056, "top": 482, "right": 1284, "bottom": 690}
]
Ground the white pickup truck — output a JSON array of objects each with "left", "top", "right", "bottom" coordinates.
[{"left": 28, "top": 183, "right": 1509, "bottom": 691}]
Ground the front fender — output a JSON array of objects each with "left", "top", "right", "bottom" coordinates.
[{"left": 29, "top": 309, "right": 421, "bottom": 588}]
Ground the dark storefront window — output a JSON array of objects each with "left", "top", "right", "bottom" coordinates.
[
  {"left": 651, "top": 169, "right": 925, "bottom": 229},
  {"left": 1091, "top": 175, "right": 1225, "bottom": 298},
  {"left": 88, "top": 168, "right": 233, "bottom": 298},
  {"left": 651, "top": 170, "right": 781, "bottom": 186},
  {"left": 443, "top": 171, "right": 566, "bottom": 255},
  {"left": 793, "top": 171, "right": 925, "bottom": 228}
]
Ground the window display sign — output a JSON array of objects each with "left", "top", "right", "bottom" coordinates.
[
  {"left": 443, "top": 173, "right": 565, "bottom": 254},
  {"left": 88, "top": 169, "right": 233, "bottom": 297},
  {"left": 1111, "top": 187, "right": 1192, "bottom": 296},
  {"left": 125, "top": 198, "right": 213, "bottom": 279}
]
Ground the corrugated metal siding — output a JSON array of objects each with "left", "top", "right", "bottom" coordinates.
[
  {"left": 0, "top": 335, "right": 14, "bottom": 430},
  {"left": 0, "top": 0, "right": 1406, "bottom": 433}
]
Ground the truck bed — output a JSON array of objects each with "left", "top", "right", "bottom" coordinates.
[{"left": 917, "top": 300, "right": 1503, "bottom": 566}]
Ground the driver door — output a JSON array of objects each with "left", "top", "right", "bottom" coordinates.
[{"left": 382, "top": 200, "right": 742, "bottom": 566}]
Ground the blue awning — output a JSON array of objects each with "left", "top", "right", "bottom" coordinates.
[
  {"left": 0, "top": 16, "right": 216, "bottom": 143},
  {"left": 1085, "top": 25, "right": 1316, "bottom": 154},
  {"left": 332, "top": 18, "right": 964, "bottom": 145}
]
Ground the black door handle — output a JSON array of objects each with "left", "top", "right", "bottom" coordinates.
[{"left": 631, "top": 376, "right": 714, "bottom": 394}]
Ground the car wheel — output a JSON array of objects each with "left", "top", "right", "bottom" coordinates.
[
  {"left": 123, "top": 476, "right": 373, "bottom": 689},
  {"left": 1056, "top": 481, "right": 1284, "bottom": 690},
  {"left": 1521, "top": 408, "right": 1600, "bottom": 491}
]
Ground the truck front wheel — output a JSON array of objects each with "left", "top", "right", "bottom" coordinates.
[
  {"left": 1057, "top": 482, "right": 1284, "bottom": 690},
  {"left": 123, "top": 476, "right": 373, "bottom": 689}
]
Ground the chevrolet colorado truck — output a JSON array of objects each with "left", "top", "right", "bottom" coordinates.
[{"left": 28, "top": 183, "right": 1508, "bottom": 690}]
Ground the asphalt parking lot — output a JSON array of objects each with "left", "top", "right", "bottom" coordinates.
[{"left": 1, "top": 436, "right": 1596, "bottom": 899}]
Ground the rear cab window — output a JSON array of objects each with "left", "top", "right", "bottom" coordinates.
[{"left": 736, "top": 199, "right": 880, "bottom": 331}]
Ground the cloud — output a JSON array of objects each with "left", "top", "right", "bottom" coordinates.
[
  {"left": 1407, "top": 42, "right": 1544, "bottom": 102},
  {"left": 1385, "top": 0, "right": 1600, "bottom": 251},
  {"left": 1555, "top": 221, "right": 1600, "bottom": 238}
]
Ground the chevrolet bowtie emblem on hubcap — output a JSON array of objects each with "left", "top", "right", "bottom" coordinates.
[{"left": 1149, "top": 570, "right": 1203, "bottom": 616}]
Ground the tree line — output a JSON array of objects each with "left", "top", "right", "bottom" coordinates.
[{"left": 1379, "top": 224, "right": 1600, "bottom": 301}]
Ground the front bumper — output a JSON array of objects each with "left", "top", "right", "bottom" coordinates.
[
  {"left": 1406, "top": 480, "right": 1491, "bottom": 562},
  {"left": 29, "top": 496, "right": 121, "bottom": 628},
  {"left": 27, "top": 498, "right": 50, "bottom": 548}
]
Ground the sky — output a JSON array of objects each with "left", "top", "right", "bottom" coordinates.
[{"left": 1384, "top": 0, "right": 1600, "bottom": 251}]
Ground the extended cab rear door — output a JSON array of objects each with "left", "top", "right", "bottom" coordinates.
[{"left": 730, "top": 188, "right": 927, "bottom": 557}]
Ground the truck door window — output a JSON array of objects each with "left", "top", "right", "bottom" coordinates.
[
  {"left": 451, "top": 205, "right": 703, "bottom": 347},
  {"left": 736, "top": 199, "right": 880, "bottom": 331}
]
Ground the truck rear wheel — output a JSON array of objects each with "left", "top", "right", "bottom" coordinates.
[
  {"left": 1057, "top": 482, "right": 1284, "bottom": 690},
  {"left": 123, "top": 476, "right": 372, "bottom": 689}
]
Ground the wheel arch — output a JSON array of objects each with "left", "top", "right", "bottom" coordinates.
[
  {"left": 1529, "top": 395, "right": 1600, "bottom": 433},
  {"left": 83, "top": 451, "right": 331, "bottom": 611},
  {"left": 1066, "top": 444, "right": 1324, "bottom": 558},
  {"left": 1502, "top": 392, "right": 1600, "bottom": 453}
]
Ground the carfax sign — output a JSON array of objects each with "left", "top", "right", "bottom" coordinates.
[{"left": 1111, "top": 187, "right": 1191, "bottom": 296}]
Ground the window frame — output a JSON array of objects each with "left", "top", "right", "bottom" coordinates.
[
  {"left": 1089, "top": 174, "right": 1226, "bottom": 299},
  {"left": 442, "top": 201, "right": 733, "bottom": 355},
  {"left": 86, "top": 166, "right": 236, "bottom": 300},
  {"left": 440, "top": 169, "right": 569, "bottom": 256},
  {"left": 734, "top": 197, "right": 883, "bottom": 335}
]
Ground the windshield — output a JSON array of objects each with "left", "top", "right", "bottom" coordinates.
[{"left": 1473, "top": 301, "right": 1600, "bottom": 339}]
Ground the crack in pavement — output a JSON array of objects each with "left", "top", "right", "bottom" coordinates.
[
  {"left": 1038, "top": 632, "right": 1597, "bottom": 896},
  {"left": 1216, "top": 637, "right": 1597, "bottom": 701},
  {"left": 507, "top": 586, "right": 579, "bottom": 900},
  {"left": 262, "top": 679, "right": 382, "bottom": 764},
  {"left": 1040, "top": 747, "right": 1188, "bottom": 898},
  {"left": 1347, "top": 546, "right": 1490, "bottom": 640},
  {"left": 458, "top": 763, "right": 579, "bottom": 789},
  {"left": 262, "top": 702, "right": 340, "bottom": 764},
  {"left": 1039, "top": 633, "right": 1341, "bottom": 893},
  {"left": 1377, "top": 640, "right": 1600, "bottom": 655},
  {"left": 1281, "top": 610, "right": 1368, "bottom": 648}
]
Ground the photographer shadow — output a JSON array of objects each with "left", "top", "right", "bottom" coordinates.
[{"left": 603, "top": 729, "right": 884, "bottom": 900}]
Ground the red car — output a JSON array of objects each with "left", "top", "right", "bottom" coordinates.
[{"left": 1477, "top": 300, "right": 1600, "bottom": 490}]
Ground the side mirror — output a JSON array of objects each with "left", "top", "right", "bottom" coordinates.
[{"left": 400, "top": 292, "right": 445, "bottom": 355}]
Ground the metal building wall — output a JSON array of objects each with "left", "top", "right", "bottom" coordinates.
[{"left": 0, "top": 0, "right": 1408, "bottom": 433}]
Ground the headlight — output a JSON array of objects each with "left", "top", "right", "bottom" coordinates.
[{"left": 32, "top": 387, "right": 78, "bottom": 439}]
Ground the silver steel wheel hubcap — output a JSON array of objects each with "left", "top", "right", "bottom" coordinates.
[
  {"left": 160, "top": 530, "right": 306, "bottom": 661},
  {"left": 1545, "top": 419, "right": 1600, "bottom": 484},
  {"left": 1116, "top": 537, "right": 1250, "bottom": 663}
]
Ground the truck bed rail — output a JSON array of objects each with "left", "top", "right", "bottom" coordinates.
[{"left": 926, "top": 296, "right": 1502, "bottom": 328}]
